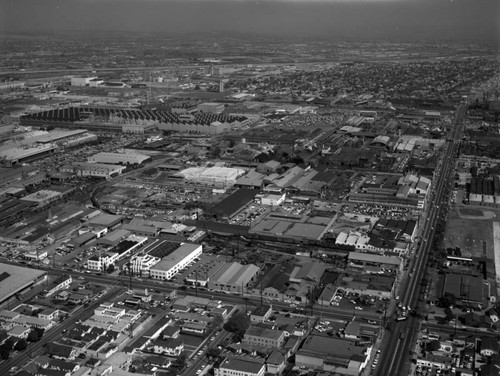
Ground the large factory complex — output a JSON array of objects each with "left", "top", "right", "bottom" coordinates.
[{"left": 0, "top": 37, "right": 498, "bottom": 376}]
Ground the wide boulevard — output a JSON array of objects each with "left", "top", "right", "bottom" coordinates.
[{"left": 374, "top": 103, "right": 467, "bottom": 376}]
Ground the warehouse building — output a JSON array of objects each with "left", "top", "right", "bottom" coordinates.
[
  {"left": 97, "top": 229, "right": 131, "bottom": 247},
  {"left": 71, "top": 77, "right": 97, "bottom": 87},
  {"left": 295, "top": 335, "right": 370, "bottom": 374},
  {"left": 289, "top": 262, "right": 326, "bottom": 284},
  {"left": 207, "top": 262, "right": 260, "bottom": 293},
  {"left": 150, "top": 243, "right": 202, "bottom": 280},
  {"left": 0, "top": 145, "right": 57, "bottom": 166},
  {"left": 347, "top": 252, "right": 403, "bottom": 273},
  {"left": 0, "top": 263, "right": 47, "bottom": 305},
  {"left": 88, "top": 152, "right": 150, "bottom": 165},
  {"left": 234, "top": 169, "right": 266, "bottom": 189},
  {"left": 178, "top": 166, "right": 245, "bottom": 187},
  {"left": 339, "top": 274, "right": 395, "bottom": 299},
  {"left": 208, "top": 189, "right": 259, "bottom": 220},
  {"left": 86, "top": 213, "right": 123, "bottom": 232},
  {"left": 34, "top": 129, "right": 92, "bottom": 144},
  {"left": 20, "top": 106, "right": 248, "bottom": 135},
  {"left": 197, "top": 102, "right": 225, "bottom": 114},
  {"left": 61, "top": 162, "right": 126, "bottom": 179}
]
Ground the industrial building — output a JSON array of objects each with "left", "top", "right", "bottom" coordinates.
[
  {"left": 129, "top": 254, "right": 161, "bottom": 276},
  {"left": 0, "top": 263, "right": 47, "bottom": 305},
  {"left": 96, "top": 229, "right": 131, "bottom": 247},
  {"left": 88, "top": 152, "right": 150, "bottom": 165},
  {"left": 207, "top": 262, "right": 260, "bottom": 293},
  {"left": 20, "top": 106, "right": 248, "bottom": 135},
  {"left": 234, "top": 169, "right": 266, "bottom": 189},
  {"left": 440, "top": 272, "right": 484, "bottom": 304},
  {"left": 295, "top": 335, "right": 370, "bottom": 374},
  {"left": 208, "top": 189, "right": 259, "bottom": 220},
  {"left": 289, "top": 262, "right": 326, "bottom": 284},
  {"left": 87, "top": 252, "right": 118, "bottom": 271},
  {"left": 178, "top": 166, "right": 245, "bottom": 187},
  {"left": 339, "top": 274, "right": 395, "bottom": 299},
  {"left": 469, "top": 176, "right": 500, "bottom": 206},
  {"left": 62, "top": 162, "right": 126, "bottom": 179},
  {"left": 34, "top": 129, "right": 95, "bottom": 145},
  {"left": 70, "top": 77, "right": 98, "bottom": 87},
  {"left": 349, "top": 173, "right": 431, "bottom": 209},
  {"left": 250, "top": 211, "right": 336, "bottom": 242},
  {"left": 0, "top": 144, "right": 57, "bottom": 166},
  {"left": 150, "top": 243, "right": 202, "bottom": 280},
  {"left": 197, "top": 102, "right": 225, "bottom": 114},
  {"left": 19, "top": 185, "right": 74, "bottom": 207},
  {"left": 347, "top": 252, "right": 403, "bottom": 273}
]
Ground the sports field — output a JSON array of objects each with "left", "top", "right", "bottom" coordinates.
[{"left": 443, "top": 207, "right": 496, "bottom": 259}]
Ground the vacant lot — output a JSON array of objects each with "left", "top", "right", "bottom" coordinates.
[{"left": 443, "top": 207, "right": 497, "bottom": 259}]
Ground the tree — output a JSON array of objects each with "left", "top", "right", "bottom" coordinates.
[
  {"left": 107, "top": 264, "right": 115, "bottom": 273},
  {"left": 426, "top": 340, "right": 441, "bottom": 352},
  {"left": 14, "top": 339, "right": 27, "bottom": 351},
  {"left": 172, "top": 353, "right": 187, "bottom": 370},
  {"left": 0, "top": 344, "right": 10, "bottom": 360},
  {"left": 33, "top": 327, "right": 45, "bottom": 339},
  {"left": 437, "top": 295, "right": 455, "bottom": 309},
  {"left": 444, "top": 307, "right": 454, "bottom": 322},
  {"left": 206, "top": 347, "right": 222, "bottom": 359},
  {"left": 27, "top": 330, "right": 39, "bottom": 343},
  {"left": 223, "top": 311, "right": 250, "bottom": 341},
  {"left": 212, "top": 315, "right": 224, "bottom": 328},
  {"left": 3, "top": 338, "right": 14, "bottom": 351}
]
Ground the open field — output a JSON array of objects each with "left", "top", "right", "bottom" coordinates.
[{"left": 443, "top": 207, "right": 497, "bottom": 259}]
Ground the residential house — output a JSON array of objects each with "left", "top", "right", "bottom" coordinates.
[
  {"left": 8, "top": 325, "right": 30, "bottom": 339},
  {"left": 38, "top": 308, "right": 61, "bottom": 321},
  {"left": 181, "top": 322, "right": 207, "bottom": 335},
  {"left": 481, "top": 337, "right": 500, "bottom": 357},
  {"left": 152, "top": 338, "right": 184, "bottom": 357},
  {"left": 35, "top": 369, "right": 70, "bottom": 376},
  {"left": 416, "top": 354, "right": 453, "bottom": 370},
  {"left": 47, "top": 359, "right": 80, "bottom": 374},
  {"left": 266, "top": 350, "right": 286, "bottom": 375},
  {"left": 45, "top": 275, "right": 72, "bottom": 297},
  {"left": 250, "top": 305, "right": 273, "bottom": 323},
  {"left": 45, "top": 343, "right": 76, "bottom": 360}
]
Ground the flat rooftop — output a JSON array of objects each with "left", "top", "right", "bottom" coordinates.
[{"left": 0, "top": 263, "right": 46, "bottom": 303}]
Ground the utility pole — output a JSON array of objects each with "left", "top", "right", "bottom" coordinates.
[
  {"left": 195, "top": 270, "right": 198, "bottom": 297},
  {"left": 309, "top": 287, "right": 314, "bottom": 317},
  {"left": 260, "top": 282, "right": 263, "bottom": 306}
]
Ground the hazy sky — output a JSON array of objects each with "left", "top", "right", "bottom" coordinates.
[{"left": 1, "top": 0, "right": 499, "bottom": 44}]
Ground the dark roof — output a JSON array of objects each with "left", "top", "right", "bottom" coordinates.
[
  {"left": 442, "top": 273, "right": 484, "bottom": 303},
  {"left": 35, "top": 369, "right": 67, "bottom": 376},
  {"left": 48, "top": 359, "right": 79, "bottom": 371},
  {"left": 209, "top": 189, "right": 258, "bottom": 218},
  {"left": 45, "top": 343, "right": 73, "bottom": 358},
  {"left": 251, "top": 305, "right": 272, "bottom": 317},
  {"left": 111, "top": 239, "right": 138, "bottom": 255}
]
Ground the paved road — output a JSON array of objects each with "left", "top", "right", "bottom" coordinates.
[
  {"left": 0, "top": 263, "right": 385, "bottom": 372},
  {"left": 374, "top": 103, "right": 467, "bottom": 376},
  {"left": 0, "top": 286, "right": 121, "bottom": 375}
]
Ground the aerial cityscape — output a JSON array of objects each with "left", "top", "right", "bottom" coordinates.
[{"left": 0, "top": 1, "right": 499, "bottom": 376}]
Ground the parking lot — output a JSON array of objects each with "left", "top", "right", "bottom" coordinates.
[
  {"left": 229, "top": 204, "right": 269, "bottom": 226},
  {"left": 347, "top": 203, "right": 415, "bottom": 220}
]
